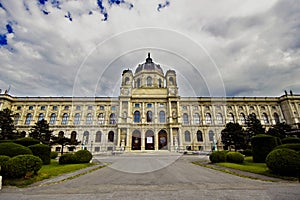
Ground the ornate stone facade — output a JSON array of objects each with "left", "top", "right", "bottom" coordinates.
[{"left": 1, "top": 54, "right": 300, "bottom": 153}]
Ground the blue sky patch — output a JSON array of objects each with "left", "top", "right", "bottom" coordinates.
[
  {"left": 157, "top": 0, "right": 170, "bottom": 12},
  {"left": 6, "top": 24, "right": 13, "bottom": 33},
  {"left": 0, "top": 34, "right": 7, "bottom": 46}
]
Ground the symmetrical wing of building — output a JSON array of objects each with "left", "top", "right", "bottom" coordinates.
[{"left": 1, "top": 54, "right": 300, "bottom": 153}]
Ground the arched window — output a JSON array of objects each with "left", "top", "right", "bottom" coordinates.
[
  {"left": 136, "top": 78, "right": 141, "bottom": 88},
  {"left": 108, "top": 131, "right": 114, "bottom": 142},
  {"left": 183, "top": 113, "right": 189, "bottom": 124},
  {"left": 98, "top": 113, "right": 104, "bottom": 124},
  {"left": 169, "top": 77, "right": 174, "bottom": 85},
  {"left": 146, "top": 76, "right": 152, "bottom": 86},
  {"left": 134, "top": 111, "right": 141, "bottom": 123},
  {"left": 262, "top": 113, "right": 269, "bottom": 124},
  {"left": 240, "top": 113, "right": 246, "bottom": 124},
  {"left": 38, "top": 113, "right": 44, "bottom": 121},
  {"left": 205, "top": 113, "right": 212, "bottom": 124},
  {"left": 159, "top": 111, "right": 166, "bottom": 123},
  {"left": 125, "top": 77, "right": 130, "bottom": 85},
  {"left": 209, "top": 130, "right": 214, "bottom": 142},
  {"left": 14, "top": 113, "right": 20, "bottom": 125},
  {"left": 228, "top": 113, "right": 235, "bottom": 123},
  {"left": 83, "top": 131, "right": 89, "bottom": 144},
  {"left": 158, "top": 79, "right": 162, "bottom": 87},
  {"left": 25, "top": 113, "right": 32, "bottom": 125},
  {"left": 147, "top": 111, "right": 152, "bottom": 122},
  {"left": 86, "top": 113, "right": 93, "bottom": 125},
  {"left": 197, "top": 130, "right": 203, "bottom": 142},
  {"left": 50, "top": 113, "right": 56, "bottom": 125},
  {"left": 194, "top": 113, "right": 200, "bottom": 125},
  {"left": 62, "top": 113, "right": 69, "bottom": 125},
  {"left": 74, "top": 113, "right": 80, "bottom": 125},
  {"left": 58, "top": 131, "right": 64, "bottom": 137},
  {"left": 109, "top": 113, "right": 116, "bottom": 124},
  {"left": 185, "top": 131, "right": 191, "bottom": 142},
  {"left": 274, "top": 113, "right": 280, "bottom": 124},
  {"left": 71, "top": 131, "right": 77, "bottom": 142},
  {"left": 216, "top": 113, "right": 223, "bottom": 124},
  {"left": 95, "top": 131, "right": 102, "bottom": 142}
]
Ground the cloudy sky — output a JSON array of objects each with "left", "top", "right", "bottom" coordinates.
[{"left": 0, "top": 0, "right": 299, "bottom": 97}]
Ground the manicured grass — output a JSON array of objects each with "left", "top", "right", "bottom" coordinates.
[{"left": 3, "top": 159, "right": 95, "bottom": 187}]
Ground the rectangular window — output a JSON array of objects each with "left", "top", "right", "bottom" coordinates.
[
  {"left": 100, "top": 105, "right": 105, "bottom": 110},
  {"left": 111, "top": 106, "right": 116, "bottom": 110},
  {"left": 95, "top": 147, "right": 100, "bottom": 152},
  {"left": 53, "top": 106, "right": 57, "bottom": 111},
  {"left": 29, "top": 106, "right": 33, "bottom": 110},
  {"left": 147, "top": 103, "right": 152, "bottom": 108},
  {"left": 76, "top": 105, "right": 81, "bottom": 110},
  {"left": 134, "top": 103, "right": 140, "bottom": 108},
  {"left": 182, "top": 106, "right": 187, "bottom": 110},
  {"left": 88, "top": 105, "right": 93, "bottom": 110},
  {"left": 64, "top": 106, "right": 69, "bottom": 110},
  {"left": 55, "top": 147, "right": 61, "bottom": 152},
  {"left": 159, "top": 103, "right": 165, "bottom": 108},
  {"left": 41, "top": 106, "right": 46, "bottom": 110}
]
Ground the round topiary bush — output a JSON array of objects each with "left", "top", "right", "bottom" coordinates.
[
  {"left": 226, "top": 152, "right": 244, "bottom": 163},
  {"left": 0, "top": 142, "right": 32, "bottom": 157},
  {"left": 209, "top": 151, "right": 228, "bottom": 163},
  {"left": 59, "top": 153, "right": 76, "bottom": 164},
  {"left": 251, "top": 134, "right": 278, "bottom": 163},
  {"left": 74, "top": 150, "right": 92, "bottom": 163},
  {"left": 14, "top": 137, "right": 40, "bottom": 147},
  {"left": 50, "top": 151, "right": 58, "bottom": 159},
  {"left": 5, "top": 155, "right": 43, "bottom": 178},
  {"left": 266, "top": 148, "right": 300, "bottom": 176},
  {"left": 241, "top": 149, "right": 253, "bottom": 156},
  {"left": 281, "top": 137, "right": 300, "bottom": 144},
  {"left": 274, "top": 143, "right": 300, "bottom": 152},
  {"left": 29, "top": 144, "right": 51, "bottom": 165}
]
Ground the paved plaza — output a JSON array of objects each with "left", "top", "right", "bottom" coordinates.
[{"left": 1, "top": 153, "right": 300, "bottom": 200}]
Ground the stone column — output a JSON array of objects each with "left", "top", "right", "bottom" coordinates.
[
  {"left": 117, "top": 128, "right": 121, "bottom": 149},
  {"left": 169, "top": 128, "right": 173, "bottom": 151},
  {"left": 155, "top": 130, "right": 159, "bottom": 150},
  {"left": 141, "top": 129, "right": 145, "bottom": 150},
  {"left": 126, "top": 128, "right": 131, "bottom": 151}
]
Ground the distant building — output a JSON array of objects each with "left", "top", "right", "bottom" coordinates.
[{"left": 1, "top": 54, "right": 299, "bottom": 153}]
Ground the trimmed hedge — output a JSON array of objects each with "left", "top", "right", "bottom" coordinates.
[
  {"left": 226, "top": 152, "right": 244, "bottom": 163},
  {"left": 240, "top": 149, "right": 253, "bottom": 156},
  {"left": 0, "top": 142, "right": 32, "bottom": 157},
  {"left": 0, "top": 155, "right": 10, "bottom": 176},
  {"left": 251, "top": 134, "right": 278, "bottom": 163},
  {"left": 14, "top": 137, "right": 40, "bottom": 147},
  {"left": 281, "top": 137, "right": 300, "bottom": 144},
  {"left": 50, "top": 151, "right": 58, "bottom": 159},
  {"left": 59, "top": 153, "right": 77, "bottom": 164},
  {"left": 209, "top": 151, "right": 228, "bottom": 163},
  {"left": 29, "top": 144, "right": 51, "bottom": 165},
  {"left": 4, "top": 155, "right": 43, "bottom": 178},
  {"left": 266, "top": 148, "right": 300, "bottom": 176},
  {"left": 0, "top": 140, "right": 14, "bottom": 143},
  {"left": 74, "top": 150, "right": 92, "bottom": 163},
  {"left": 274, "top": 143, "right": 300, "bottom": 152}
]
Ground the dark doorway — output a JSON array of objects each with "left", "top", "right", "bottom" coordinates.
[
  {"left": 158, "top": 130, "right": 168, "bottom": 150},
  {"left": 145, "top": 130, "right": 154, "bottom": 150},
  {"left": 132, "top": 130, "right": 141, "bottom": 150}
]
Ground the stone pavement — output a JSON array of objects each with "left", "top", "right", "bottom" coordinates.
[{"left": 0, "top": 153, "right": 299, "bottom": 200}]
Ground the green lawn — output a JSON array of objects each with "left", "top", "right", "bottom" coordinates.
[{"left": 3, "top": 159, "right": 96, "bottom": 187}]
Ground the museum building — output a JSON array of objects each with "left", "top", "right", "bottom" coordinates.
[{"left": 0, "top": 54, "right": 300, "bottom": 153}]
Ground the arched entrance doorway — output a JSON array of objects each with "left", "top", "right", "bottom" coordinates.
[
  {"left": 132, "top": 130, "right": 141, "bottom": 150},
  {"left": 145, "top": 130, "right": 154, "bottom": 150},
  {"left": 158, "top": 130, "right": 168, "bottom": 150}
]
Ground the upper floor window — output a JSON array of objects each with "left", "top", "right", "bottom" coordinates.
[
  {"left": 25, "top": 113, "right": 32, "bottom": 125},
  {"left": 100, "top": 105, "right": 104, "bottom": 110},
  {"left": 216, "top": 113, "right": 223, "bottom": 124},
  {"left": 240, "top": 113, "right": 246, "bottom": 124},
  {"left": 109, "top": 113, "right": 116, "bottom": 124},
  {"left": 62, "top": 113, "right": 69, "bottom": 125},
  {"left": 14, "top": 113, "right": 20, "bottom": 125},
  {"left": 169, "top": 77, "right": 174, "bottom": 85},
  {"left": 41, "top": 106, "right": 46, "bottom": 110},
  {"left": 76, "top": 105, "right": 81, "bottom": 110},
  {"left": 38, "top": 113, "right": 45, "bottom": 121},
  {"left": 182, "top": 106, "right": 187, "bottom": 110},
  {"left": 159, "top": 111, "right": 166, "bottom": 123},
  {"left": 86, "top": 113, "right": 93, "bottom": 125},
  {"left": 147, "top": 103, "right": 152, "bottom": 108},
  {"left": 29, "top": 106, "right": 33, "bottom": 110},
  {"left": 147, "top": 76, "right": 152, "bottom": 86},
  {"left": 183, "top": 113, "right": 189, "bottom": 124},
  {"left": 50, "top": 113, "right": 57, "bottom": 125},
  {"left": 249, "top": 106, "right": 254, "bottom": 110},
  {"left": 134, "top": 111, "right": 141, "bottom": 123},
  {"left": 88, "top": 105, "right": 93, "bottom": 110},
  {"left": 205, "top": 113, "right": 212, "bottom": 124},
  {"left": 111, "top": 106, "right": 116, "bottom": 111},
  {"left": 125, "top": 77, "right": 130, "bottom": 85},
  {"left": 136, "top": 78, "right": 141, "bottom": 88},
  {"left": 17, "top": 106, "right": 22, "bottom": 110},
  {"left": 159, "top": 103, "right": 165, "bottom": 108},
  {"left": 194, "top": 113, "right": 200, "bottom": 125},
  {"left": 262, "top": 113, "right": 269, "bottom": 124},
  {"left": 184, "top": 131, "right": 191, "bottom": 142},
  {"left": 274, "top": 113, "right": 280, "bottom": 124},
  {"left": 147, "top": 111, "right": 152, "bottom": 122},
  {"left": 134, "top": 103, "right": 140, "bottom": 108},
  {"left": 74, "top": 113, "right": 81, "bottom": 125},
  {"left": 228, "top": 113, "right": 235, "bottom": 123},
  {"left": 53, "top": 106, "right": 58, "bottom": 111},
  {"left": 158, "top": 79, "right": 162, "bottom": 87},
  {"left": 64, "top": 106, "right": 69, "bottom": 110},
  {"left": 98, "top": 113, "right": 105, "bottom": 124}
]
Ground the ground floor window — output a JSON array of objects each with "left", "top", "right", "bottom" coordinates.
[
  {"left": 94, "top": 147, "right": 100, "bottom": 152},
  {"left": 55, "top": 147, "right": 61, "bottom": 152}
]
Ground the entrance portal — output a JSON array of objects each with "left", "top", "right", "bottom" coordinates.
[
  {"left": 132, "top": 130, "right": 141, "bottom": 150},
  {"left": 145, "top": 130, "right": 154, "bottom": 150},
  {"left": 158, "top": 130, "right": 168, "bottom": 150}
]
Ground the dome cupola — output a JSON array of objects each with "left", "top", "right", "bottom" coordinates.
[{"left": 135, "top": 53, "right": 163, "bottom": 74}]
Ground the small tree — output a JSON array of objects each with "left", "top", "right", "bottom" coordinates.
[
  {"left": 267, "top": 122, "right": 291, "bottom": 139},
  {"left": 29, "top": 119, "right": 53, "bottom": 145},
  {"left": 221, "top": 122, "right": 246, "bottom": 151},
  {"left": 0, "top": 108, "right": 21, "bottom": 140},
  {"left": 50, "top": 135, "right": 80, "bottom": 155},
  {"left": 245, "top": 114, "right": 265, "bottom": 146}
]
